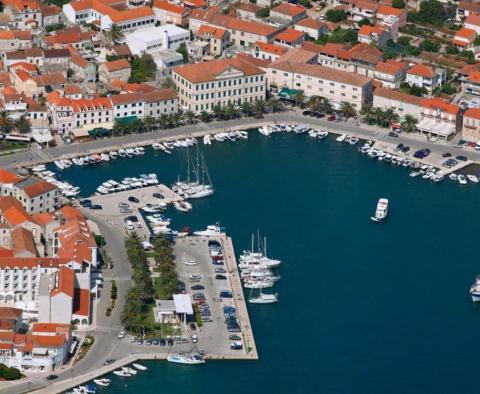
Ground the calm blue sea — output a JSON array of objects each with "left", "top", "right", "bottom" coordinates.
[{"left": 50, "top": 132, "right": 480, "bottom": 394}]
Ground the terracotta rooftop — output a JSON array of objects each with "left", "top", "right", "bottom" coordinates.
[
  {"left": 271, "top": 2, "right": 306, "bottom": 17},
  {"left": 15, "top": 177, "right": 57, "bottom": 198},
  {"left": 455, "top": 27, "right": 476, "bottom": 40},
  {"left": 465, "top": 107, "right": 480, "bottom": 120},
  {"left": 104, "top": 58, "right": 130, "bottom": 72},
  {"left": 295, "top": 17, "right": 324, "bottom": 30},
  {"left": 407, "top": 63, "right": 435, "bottom": 79},
  {"left": 422, "top": 98, "right": 460, "bottom": 115},
  {"left": 174, "top": 56, "right": 265, "bottom": 83},
  {"left": 73, "top": 288, "right": 90, "bottom": 316},
  {"left": 153, "top": 0, "right": 188, "bottom": 15},
  {"left": 197, "top": 24, "right": 228, "bottom": 39},
  {"left": 465, "top": 12, "right": 480, "bottom": 26},
  {"left": 374, "top": 87, "right": 424, "bottom": 106},
  {"left": 12, "top": 227, "right": 36, "bottom": 257},
  {"left": 377, "top": 5, "right": 404, "bottom": 16},
  {"left": 375, "top": 59, "right": 408, "bottom": 75},
  {"left": 274, "top": 28, "right": 304, "bottom": 43},
  {"left": 254, "top": 41, "right": 287, "bottom": 55},
  {"left": 51, "top": 266, "right": 74, "bottom": 298}
]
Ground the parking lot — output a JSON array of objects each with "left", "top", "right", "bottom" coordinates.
[{"left": 174, "top": 236, "right": 250, "bottom": 357}]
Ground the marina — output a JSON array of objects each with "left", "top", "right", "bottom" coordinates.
[{"left": 11, "top": 123, "right": 480, "bottom": 394}]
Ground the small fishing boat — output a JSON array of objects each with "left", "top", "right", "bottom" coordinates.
[
  {"left": 249, "top": 290, "right": 278, "bottom": 304},
  {"left": 458, "top": 174, "right": 468, "bottom": 185},
  {"left": 113, "top": 370, "right": 131, "bottom": 377},
  {"left": 132, "top": 363, "right": 147, "bottom": 371},
  {"left": 173, "top": 200, "right": 192, "bottom": 213},
  {"left": 470, "top": 276, "right": 480, "bottom": 302},
  {"left": 122, "top": 367, "right": 137, "bottom": 375},
  {"left": 467, "top": 174, "right": 479, "bottom": 183},
  {"left": 193, "top": 224, "right": 225, "bottom": 236},
  {"left": 336, "top": 134, "right": 346, "bottom": 142}
]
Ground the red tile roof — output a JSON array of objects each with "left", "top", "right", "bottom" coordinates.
[
  {"left": 51, "top": 266, "right": 74, "bottom": 298},
  {"left": 274, "top": 28, "right": 304, "bottom": 43},
  {"left": 174, "top": 56, "right": 265, "bottom": 83},
  {"left": 407, "top": 64, "right": 434, "bottom": 79},
  {"left": 465, "top": 12, "right": 480, "bottom": 26},
  {"left": 422, "top": 98, "right": 460, "bottom": 115},
  {"left": 104, "top": 58, "right": 130, "bottom": 72},
  {"left": 375, "top": 59, "right": 407, "bottom": 75},
  {"left": 455, "top": 27, "right": 476, "bottom": 40},
  {"left": 271, "top": 2, "right": 306, "bottom": 17},
  {"left": 197, "top": 24, "right": 228, "bottom": 39},
  {"left": 377, "top": 5, "right": 403, "bottom": 16},
  {"left": 295, "top": 17, "right": 324, "bottom": 30},
  {"left": 465, "top": 107, "right": 480, "bottom": 120},
  {"left": 12, "top": 227, "right": 36, "bottom": 256},
  {"left": 374, "top": 87, "right": 424, "bottom": 106},
  {"left": 0, "top": 169, "right": 20, "bottom": 184},
  {"left": 153, "top": 0, "right": 188, "bottom": 15},
  {"left": 255, "top": 41, "right": 287, "bottom": 55},
  {"left": 73, "top": 288, "right": 90, "bottom": 316},
  {"left": 228, "top": 18, "right": 278, "bottom": 37}
]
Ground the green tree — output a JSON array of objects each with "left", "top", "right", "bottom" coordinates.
[
  {"left": 401, "top": 114, "right": 418, "bottom": 133},
  {"left": 241, "top": 101, "right": 254, "bottom": 116},
  {"left": 382, "top": 107, "right": 399, "bottom": 128},
  {"left": 0, "top": 111, "right": 13, "bottom": 134},
  {"left": 361, "top": 104, "right": 376, "bottom": 124},
  {"left": 129, "top": 54, "right": 157, "bottom": 83},
  {"left": 307, "top": 95, "right": 321, "bottom": 112},
  {"left": 199, "top": 110, "right": 210, "bottom": 122},
  {"left": 266, "top": 97, "right": 283, "bottom": 112},
  {"left": 445, "top": 44, "right": 459, "bottom": 55},
  {"left": 293, "top": 90, "right": 305, "bottom": 107},
  {"left": 253, "top": 99, "right": 265, "bottom": 116},
  {"left": 358, "top": 18, "right": 371, "bottom": 27},
  {"left": 104, "top": 24, "right": 124, "bottom": 45},
  {"left": 392, "top": 0, "right": 405, "bottom": 8},
  {"left": 420, "top": 39, "right": 440, "bottom": 53},
  {"left": 339, "top": 102, "right": 357, "bottom": 119},
  {"left": 161, "top": 77, "right": 175, "bottom": 89},
  {"left": 183, "top": 110, "right": 196, "bottom": 124},
  {"left": 15, "top": 116, "right": 31, "bottom": 134},
  {"left": 212, "top": 104, "right": 224, "bottom": 119},
  {"left": 325, "top": 9, "right": 347, "bottom": 22},
  {"left": 408, "top": 0, "right": 445, "bottom": 26},
  {"left": 176, "top": 43, "right": 189, "bottom": 63},
  {"left": 322, "top": 97, "right": 333, "bottom": 115}
]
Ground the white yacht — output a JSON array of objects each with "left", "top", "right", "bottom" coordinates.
[
  {"left": 467, "top": 174, "right": 479, "bottom": 183},
  {"left": 194, "top": 224, "right": 225, "bottom": 236},
  {"left": 113, "top": 370, "right": 131, "bottom": 377},
  {"left": 249, "top": 291, "right": 279, "bottom": 304},
  {"left": 173, "top": 200, "right": 192, "bottom": 213},
  {"left": 370, "top": 198, "right": 389, "bottom": 222},
  {"left": 93, "top": 378, "right": 111, "bottom": 386},
  {"left": 167, "top": 352, "right": 205, "bottom": 365},
  {"left": 293, "top": 125, "right": 309, "bottom": 134},
  {"left": 470, "top": 276, "right": 480, "bottom": 302},
  {"left": 132, "top": 363, "right": 147, "bottom": 371}
]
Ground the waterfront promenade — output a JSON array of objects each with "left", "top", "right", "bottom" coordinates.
[{"left": 2, "top": 111, "right": 480, "bottom": 171}]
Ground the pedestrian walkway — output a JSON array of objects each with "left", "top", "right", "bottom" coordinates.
[
  {"left": 103, "top": 275, "right": 131, "bottom": 281},
  {"left": 95, "top": 325, "right": 123, "bottom": 332}
]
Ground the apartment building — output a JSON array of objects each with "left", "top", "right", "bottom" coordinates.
[
  {"left": 462, "top": 71, "right": 480, "bottom": 96},
  {"left": 63, "top": 0, "right": 155, "bottom": 34},
  {"left": 456, "top": 1, "right": 480, "bottom": 22},
  {"left": 3, "top": 0, "right": 42, "bottom": 29},
  {"left": 0, "top": 31, "right": 32, "bottom": 52},
  {"left": 464, "top": 12, "right": 480, "bottom": 34},
  {"left": 253, "top": 41, "right": 287, "bottom": 62},
  {"left": 417, "top": 98, "right": 462, "bottom": 140},
  {"left": 267, "top": 51, "right": 373, "bottom": 109},
  {"left": 153, "top": 0, "right": 190, "bottom": 26},
  {"left": 373, "top": 87, "right": 424, "bottom": 120},
  {"left": 172, "top": 56, "right": 266, "bottom": 111},
  {"left": 462, "top": 107, "right": 480, "bottom": 141},
  {"left": 373, "top": 60, "right": 409, "bottom": 89},
  {"left": 269, "top": 3, "right": 307, "bottom": 26},
  {"left": 358, "top": 25, "right": 391, "bottom": 49},
  {"left": 99, "top": 59, "right": 131, "bottom": 84},
  {"left": 406, "top": 64, "right": 446, "bottom": 94},
  {"left": 453, "top": 27, "right": 477, "bottom": 48},
  {"left": 294, "top": 18, "right": 328, "bottom": 41}
]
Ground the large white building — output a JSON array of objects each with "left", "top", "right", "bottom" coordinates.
[
  {"left": 172, "top": 56, "right": 266, "bottom": 112},
  {"left": 125, "top": 25, "right": 190, "bottom": 55}
]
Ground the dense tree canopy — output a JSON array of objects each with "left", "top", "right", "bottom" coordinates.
[
  {"left": 129, "top": 54, "right": 157, "bottom": 83},
  {"left": 325, "top": 10, "right": 347, "bottom": 22},
  {"left": 408, "top": 0, "right": 446, "bottom": 27}
]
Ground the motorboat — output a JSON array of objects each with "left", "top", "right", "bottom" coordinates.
[
  {"left": 93, "top": 379, "right": 111, "bottom": 386},
  {"left": 132, "top": 363, "right": 147, "bottom": 371},
  {"left": 458, "top": 174, "right": 468, "bottom": 185},
  {"left": 193, "top": 224, "right": 225, "bottom": 236},
  {"left": 317, "top": 130, "right": 328, "bottom": 139},
  {"left": 173, "top": 200, "right": 192, "bottom": 213},
  {"left": 113, "top": 370, "right": 131, "bottom": 377},
  {"left": 467, "top": 174, "right": 479, "bottom": 183},
  {"left": 336, "top": 134, "right": 346, "bottom": 142},
  {"left": 370, "top": 198, "right": 388, "bottom": 222},
  {"left": 293, "top": 125, "right": 309, "bottom": 134},
  {"left": 122, "top": 366, "right": 137, "bottom": 375},
  {"left": 348, "top": 137, "right": 359, "bottom": 145},
  {"left": 167, "top": 352, "right": 205, "bottom": 365},
  {"left": 203, "top": 135, "right": 212, "bottom": 145},
  {"left": 258, "top": 126, "right": 272, "bottom": 136},
  {"left": 470, "top": 276, "right": 480, "bottom": 302},
  {"left": 249, "top": 291, "right": 278, "bottom": 304},
  {"left": 409, "top": 172, "right": 420, "bottom": 177},
  {"left": 449, "top": 173, "right": 457, "bottom": 180}
]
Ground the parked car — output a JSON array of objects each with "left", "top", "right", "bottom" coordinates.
[
  {"left": 220, "top": 290, "right": 233, "bottom": 298},
  {"left": 189, "top": 323, "right": 197, "bottom": 331},
  {"left": 90, "top": 204, "right": 102, "bottom": 210},
  {"left": 104, "top": 359, "right": 115, "bottom": 365},
  {"left": 46, "top": 375, "right": 58, "bottom": 380},
  {"left": 118, "top": 331, "right": 126, "bottom": 339},
  {"left": 456, "top": 155, "right": 468, "bottom": 161},
  {"left": 442, "top": 152, "right": 452, "bottom": 158},
  {"left": 215, "top": 268, "right": 226, "bottom": 273},
  {"left": 208, "top": 240, "right": 221, "bottom": 247},
  {"left": 327, "top": 115, "right": 336, "bottom": 121},
  {"left": 215, "top": 274, "right": 227, "bottom": 280},
  {"left": 191, "top": 285, "right": 204, "bottom": 290},
  {"left": 229, "top": 334, "right": 241, "bottom": 341},
  {"left": 128, "top": 196, "right": 140, "bottom": 203},
  {"left": 302, "top": 110, "right": 312, "bottom": 116},
  {"left": 152, "top": 192, "right": 164, "bottom": 199},
  {"left": 388, "top": 131, "right": 399, "bottom": 138},
  {"left": 191, "top": 334, "right": 198, "bottom": 343}
]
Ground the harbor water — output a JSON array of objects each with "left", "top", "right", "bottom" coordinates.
[{"left": 51, "top": 132, "right": 480, "bottom": 393}]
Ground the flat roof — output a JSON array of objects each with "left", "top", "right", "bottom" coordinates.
[
  {"left": 173, "top": 294, "right": 193, "bottom": 315},
  {"left": 126, "top": 25, "right": 189, "bottom": 42}
]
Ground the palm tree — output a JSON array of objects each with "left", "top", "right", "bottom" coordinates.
[
  {"left": 382, "top": 107, "right": 399, "bottom": 128},
  {"left": 307, "top": 95, "right": 321, "bottom": 112},
  {"left": 104, "top": 24, "right": 124, "bottom": 45},
  {"left": 212, "top": 104, "right": 224, "bottom": 120},
  {"left": 169, "top": 113, "right": 181, "bottom": 128},
  {"left": 266, "top": 97, "right": 283, "bottom": 113},
  {"left": 159, "top": 114, "right": 169, "bottom": 129},
  {"left": 0, "top": 111, "right": 12, "bottom": 134},
  {"left": 339, "top": 102, "right": 356, "bottom": 119},
  {"left": 161, "top": 77, "right": 175, "bottom": 89},
  {"left": 224, "top": 103, "right": 239, "bottom": 120},
  {"left": 199, "top": 110, "right": 210, "bottom": 123},
  {"left": 241, "top": 101, "right": 253, "bottom": 116},
  {"left": 142, "top": 116, "right": 157, "bottom": 132},
  {"left": 15, "top": 116, "right": 30, "bottom": 134},
  {"left": 321, "top": 97, "right": 332, "bottom": 115},
  {"left": 401, "top": 114, "right": 418, "bottom": 133},
  {"left": 293, "top": 90, "right": 305, "bottom": 108},
  {"left": 253, "top": 99, "right": 265, "bottom": 117},
  {"left": 360, "top": 104, "right": 376, "bottom": 124},
  {"left": 183, "top": 110, "right": 196, "bottom": 124}
]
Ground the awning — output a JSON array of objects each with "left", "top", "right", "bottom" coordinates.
[
  {"left": 116, "top": 116, "right": 137, "bottom": 125},
  {"left": 278, "top": 87, "right": 300, "bottom": 101},
  {"left": 417, "top": 118, "right": 456, "bottom": 137},
  {"left": 71, "top": 129, "right": 89, "bottom": 138},
  {"left": 31, "top": 131, "right": 53, "bottom": 144}
]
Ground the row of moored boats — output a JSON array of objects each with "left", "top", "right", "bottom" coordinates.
[
  {"left": 30, "top": 165, "right": 80, "bottom": 197},
  {"left": 96, "top": 173, "right": 158, "bottom": 195}
]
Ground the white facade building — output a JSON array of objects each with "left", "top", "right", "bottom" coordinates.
[{"left": 126, "top": 25, "right": 190, "bottom": 55}]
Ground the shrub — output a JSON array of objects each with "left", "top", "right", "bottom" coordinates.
[{"left": 0, "top": 364, "right": 21, "bottom": 380}]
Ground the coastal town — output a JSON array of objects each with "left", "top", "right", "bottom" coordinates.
[{"left": 0, "top": 0, "right": 479, "bottom": 391}]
